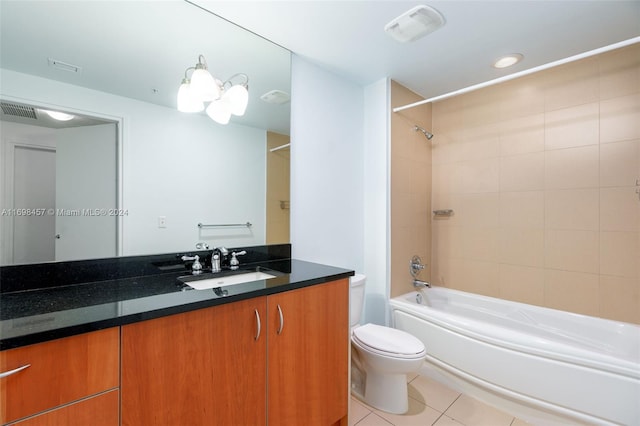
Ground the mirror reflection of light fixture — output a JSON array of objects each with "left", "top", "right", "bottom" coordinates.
[
  {"left": 43, "top": 109, "right": 75, "bottom": 121},
  {"left": 177, "top": 54, "right": 249, "bottom": 125}
]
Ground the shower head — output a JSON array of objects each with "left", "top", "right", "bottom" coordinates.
[{"left": 413, "top": 125, "right": 434, "bottom": 140}]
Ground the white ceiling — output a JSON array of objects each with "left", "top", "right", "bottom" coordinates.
[
  {"left": 2, "top": 1, "right": 639, "bottom": 132},
  {"left": 0, "top": 1, "right": 291, "bottom": 133},
  {"left": 196, "top": 0, "right": 640, "bottom": 101}
]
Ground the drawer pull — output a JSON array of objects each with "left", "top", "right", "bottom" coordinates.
[
  {"left": 254, "top": 309, "right": 261, "bottom": 341},
  {"left": 277, "top": 304, "right": 284, "bottom": 335},
  {"left": 0, "top": 364, "right": 31, "bottom": 378}
]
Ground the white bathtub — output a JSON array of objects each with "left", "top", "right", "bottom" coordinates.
[{"left": 390, "top": 287, "right": 640, "bottom": 426}]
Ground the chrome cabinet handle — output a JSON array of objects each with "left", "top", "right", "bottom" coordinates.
[
  {"left": 0, "top": 364, "right": 31, "bottom": 378},
  {"left": 254, "top": 309, "right": 261, "bottom": 341},
  {"left": 277, "top": 304, "right": 284, "bottom": 335}
]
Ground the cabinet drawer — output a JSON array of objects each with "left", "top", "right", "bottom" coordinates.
[
  {"left": 8, "top": 390, "right": 119, "bottom": 426},
  {"left": 0, "top": 327, "right": 119, "bottom": 424}
]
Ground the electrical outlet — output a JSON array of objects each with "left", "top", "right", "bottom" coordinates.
[{"left": 158, "top": 216, "right": 167, "bottom": 228}]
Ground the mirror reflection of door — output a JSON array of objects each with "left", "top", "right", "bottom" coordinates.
[
  {"left": 1, "top": 108, "right": 117, "bottom": 265},
  {"left": 55, "top": 124, "right": 117, "bottom": 261},
  {"left": 12, "top": 145, "right": 56, "bottom": 264}
]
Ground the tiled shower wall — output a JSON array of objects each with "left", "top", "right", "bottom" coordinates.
[
  {"left": 390, "top": 80, "right": 432, "bottom": 297},
  {"left": 430, "top": 43, "right": 640, "bottom": 324}
]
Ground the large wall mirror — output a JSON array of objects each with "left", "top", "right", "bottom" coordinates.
[{"left": 0, "top": 0, "right": 291, "bottom": 266}]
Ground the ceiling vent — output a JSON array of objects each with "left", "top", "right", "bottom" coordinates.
[
  {"left": 260, "top": 90, "right": 290, "bottom": 105},
  {"left": 48, "top": 58, "right": 82, "bottom": 73},
  {"left": 1, "top": 102, "right": 37, "bottom": 119},
  {"left": 384, "top": 5, "right": 445, "bottom": 43}
]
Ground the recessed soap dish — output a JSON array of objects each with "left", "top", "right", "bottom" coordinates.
[{"left": 433, "top": 209, "right": 454, "bottom": 217}]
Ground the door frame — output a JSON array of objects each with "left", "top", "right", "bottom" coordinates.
[{"left": 0, "top": 95, "right": 124, "bottom": 264}]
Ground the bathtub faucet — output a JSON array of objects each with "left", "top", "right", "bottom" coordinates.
[{"left": 413, "top": 279, "right": 431, "bottom": 289}]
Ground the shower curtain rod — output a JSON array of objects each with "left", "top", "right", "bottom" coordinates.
[{"left": 393, "top": 36, "right": 640, "bottom": 113}]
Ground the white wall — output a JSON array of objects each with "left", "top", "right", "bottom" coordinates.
[
  {"left": 362, "top": 79, "right": 390, "bottom": 325},
  {"left": 1, "top": 69, "right": 267, "bottom": 257},
  {"left": 290, "top": 56, "right": 365, "bottom": 272}
]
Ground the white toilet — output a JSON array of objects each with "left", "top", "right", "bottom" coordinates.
[{"left": 350, "top": 274, "right": 427, "bottom": 414}]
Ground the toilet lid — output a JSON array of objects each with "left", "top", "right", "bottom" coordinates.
[{"left": 352, "top": 323, "right": 425, "bottom": 356}]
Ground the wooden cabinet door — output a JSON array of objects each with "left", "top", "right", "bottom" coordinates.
[
  {"left": 0, "top": 327, "right": 119, "bottom": 424},
  {"left": 121, "top": 297, "right": 267, "bottom": 426},
  {"left": 11, "top": 389, "right": 119, "bottom": 426},
  {"left": 267, "top": 279, "right": 349, "bottom": 426}
]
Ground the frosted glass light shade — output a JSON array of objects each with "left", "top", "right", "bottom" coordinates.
[
  {"left": 177, "top": 82, "right": 204, "bottom": 112},
  {"left": 224, "top": 84, "right": 249, "bottom": 116},
  {"left": 206, "top": 99, "right": 231, "bottom": 124},
  {"left": 191, "top": 68, "right": 221, "bottom": 102}
]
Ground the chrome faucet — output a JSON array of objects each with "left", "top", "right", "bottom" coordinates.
[
  {"left": 210, "top": 246, "right": 229, "bottom": 273},
  {"left": 413, "top": 279, "right": 431, "bottom": 289},
  {"left": 409, "top": 255, "right": 430, "bottom": 288}
]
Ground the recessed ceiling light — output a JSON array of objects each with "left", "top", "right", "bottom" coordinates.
[
  {"left": 493, "top": 53, "right": 524, "bottom": 69},
  {"left": 384, "top": 5, "right": 445, "bottom": 43},
  {"left": 43, "top": 110, "right": 75, "bottom": 121}
]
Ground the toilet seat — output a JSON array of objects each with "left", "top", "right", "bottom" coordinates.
[{"left": 352, "top": 323, "right": 426, "bottom": 359}]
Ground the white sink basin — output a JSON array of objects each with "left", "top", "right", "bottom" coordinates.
[{"left": 184, "top": 271, "right": 276, "bottom": 290}]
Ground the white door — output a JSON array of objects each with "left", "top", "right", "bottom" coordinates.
[
  {"left": 55, "top": 123, "right": 117, "bottom": 261},
  {"left": 12, "top": 145, "right": 56, "bottom": 264}
]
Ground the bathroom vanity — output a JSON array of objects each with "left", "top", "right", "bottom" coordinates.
[{"left": 0, "top": 245, "right": 353, "bottom": 426}]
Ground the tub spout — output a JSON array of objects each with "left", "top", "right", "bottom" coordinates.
[{"left": 413, "top": 279, "right": 431, "bottom": 288}]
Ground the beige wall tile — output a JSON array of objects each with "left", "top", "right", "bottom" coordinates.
[
  {"left": 432, "top": 164, "right": 452, "bottom": 196},
  {"left": 453, "top": 158, "right": 500, "bottom": 193},
  {"left": 433, "top": 257, "right": 465, "bottom": 288},
  {"left": 463, "top": 227, "right": 499, "bottom": 262},
  {"left": 545, "top": 145, "right": 599, "bottom": 189},
  {"left": 499, "top": 152, "right": 545, "bottom": 191},
  {"left": 545, "top": 188, "right": 599, "bottom": 231},
  {"left": 458, "top": 193, "right": 500, "bottom": 228},
  {"left": 432, "top": 224, "right": 465, "bottom": 260},
  {"left": 499, "top": 76, "right": 545, "bottom": 120},
  {"left": 598, "top": 44, "right": 640, "bottom": 100},
  {"left": 599, "top": 275, "right": 640, "bottom": 323},
  {"left": 462, "top": 86, "right": 503, "bottom": 127},
  {"left": 543, "top": 57, "right": 599, "bottom": 111},
  {"left": 499, "top": 191, "right": 544, "bottom": 229},
  {"left": 600, "top": 231, "right": 639, "bottom": 278},
  {"left": 600, "top": 93, "right": 640, "bottom": 144},
  {"left": 412, "top": 162, "right": 432, "bottom": 197},
  {"left": 458, "top": 260, "right": 500, "bottom": 297},
  {"left": 391, "top": 81, "right": 432, "bottom": 298},
  {"left": 391, "top": 158, "right": 412, "bottom": 195},
  {"left": 545, "top": 230, "right": 599, "bottom": 274},
  {"left": 499, "top": 264, "right": 545, "bottom": 306},
  {"left": 499, "top": 228, "right": 545, "bottom": 267},
  {"left": 449, "top": 134, "right": 500, "bottom": 163},
  {"left": 429, "top": 47, "right": 640, "bottom": 323},
  {"left": 545, "top": 269, "right": 600, "bottom": 316},
  {"left": 499, "top": 113, "right": 545, "bottom": 156},
  {"left": 600, "top": 187, "right": 640, "bottom": 231},
  {"left": 599, "top": 139, "right": 639, "bottom": 187},
  {"left": 544, "top": 102, "right": 599, "bottom": 150}
]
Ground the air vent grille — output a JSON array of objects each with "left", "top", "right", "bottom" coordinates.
[{"left": 1, "top": 102, "right": 37, "bottom": 119}]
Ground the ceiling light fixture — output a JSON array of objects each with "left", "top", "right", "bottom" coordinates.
[
  {"left": 177, "top": 54, "right": 249, "bottom": 124},
  {"left": 43, "top": 109, "right": 75, "bottom": 121},
  {"left": 384, "top": 5, "right": 445, "bottom": 43},
  {"left": 493, "top": 53, "right": 524, "bottom": 69}
]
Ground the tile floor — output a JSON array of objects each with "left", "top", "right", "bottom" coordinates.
[{"left": 350, "top": 374, "right": 531, "bottom": 426}]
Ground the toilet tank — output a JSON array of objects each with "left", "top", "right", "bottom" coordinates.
[{"left": 350, "top": 274, "right": 366, "bottom": 327}]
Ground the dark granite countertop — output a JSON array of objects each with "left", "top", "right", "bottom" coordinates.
[{"left": 0, "top": 245, "right": 354, "bottom": 350}]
